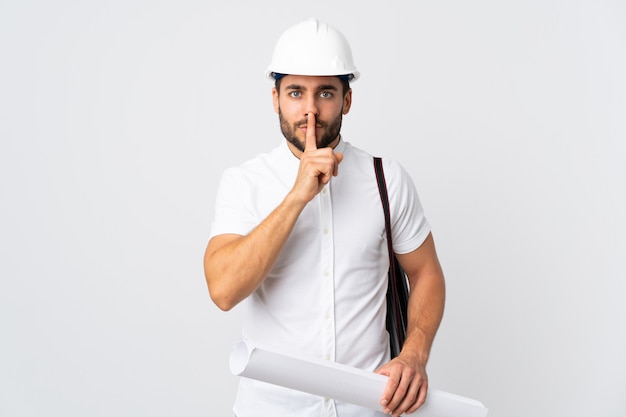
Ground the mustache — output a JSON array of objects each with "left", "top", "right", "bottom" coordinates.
[{"left": 296, "top": 118, "right": 328, "bottom": 129}]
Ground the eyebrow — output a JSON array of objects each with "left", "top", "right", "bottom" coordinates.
[{"left": 285, "top": 84, "right": 339, "bottom": 92}]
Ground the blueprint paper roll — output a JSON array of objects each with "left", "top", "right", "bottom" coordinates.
[
  {"left": 229, "top": 339, "right": 488, "bottom": 417},
  {"left": 230, "top": 339, "right": 386, "bottom": 409}
]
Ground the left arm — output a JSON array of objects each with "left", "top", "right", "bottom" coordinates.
[{"left": 377, "top": 232, "right": 446, "bottom": 416}]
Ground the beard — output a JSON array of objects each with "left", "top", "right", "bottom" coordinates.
[{"left": 278, "top": 108, "right": 343, "bottom": 152}]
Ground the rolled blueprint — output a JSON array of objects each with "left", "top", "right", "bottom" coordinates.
[{"left": 230, "top": 339, "right": 488, "bottom": 417}]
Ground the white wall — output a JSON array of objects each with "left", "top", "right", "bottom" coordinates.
[{"left": 1, "top": 1, "right": 624, "bottom": 416}]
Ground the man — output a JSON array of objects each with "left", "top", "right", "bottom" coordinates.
[{"left": 204, "top": 18, "right": 445, "bottom": 417}]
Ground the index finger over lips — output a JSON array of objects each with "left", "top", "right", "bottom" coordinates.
[{"left": 304, "top": 112, "right": 317, "bottom": 151}]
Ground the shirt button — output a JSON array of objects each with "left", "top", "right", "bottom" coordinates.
[{"left": 323, "top": 227, "right": 329, "bottom": 234}]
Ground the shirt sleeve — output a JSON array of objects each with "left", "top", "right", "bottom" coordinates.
[
  {"left": 208, "top": 167, "right": 258, "bottom": 239},
  {"left": 384, "top": 158, "right": 431, "bottom": 254}
]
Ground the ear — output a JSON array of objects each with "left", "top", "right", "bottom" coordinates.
[
  {"left": 272, "top": 87, "right": 279, "bottom": 114},
  {"left": 342, "top": 89, "right": 352, "bottom": 115}
]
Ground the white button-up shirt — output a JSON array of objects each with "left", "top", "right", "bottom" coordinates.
[{"left": 210, "top": 139, "right": 430, "bottom": 417}]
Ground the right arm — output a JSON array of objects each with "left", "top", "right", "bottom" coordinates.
[
  {"left": 204, "top": 191, "right": 307, "bottom": 311},
  {"left": 204, "top": 113, "right": 343, "bottom": 311}
]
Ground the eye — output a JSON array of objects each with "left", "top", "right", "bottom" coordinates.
[
  {"left": 288, "top": 91, "right": 302, "bottom": 98},
  {"left": 320, "top": 91, "right": 333, "bottom": 98}
]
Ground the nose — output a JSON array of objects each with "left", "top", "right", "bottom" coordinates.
[{"left": 303, "top": 96, "right": 319, "bottom": 120}]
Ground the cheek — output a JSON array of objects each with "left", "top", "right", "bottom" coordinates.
[
  {"left": 277, "top": 99, "right": 296, "bottom": 116},
  {"left": 325, "top": 104, "right": 345, "bottom": 120}
]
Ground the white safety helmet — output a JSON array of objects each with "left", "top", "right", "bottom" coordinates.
[{"left": 265, "top": 18, "right": 360, "bottom": 82}]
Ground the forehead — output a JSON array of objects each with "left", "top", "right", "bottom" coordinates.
[{"left": 280, "top": 75, "right": 343, "bottom": 89}]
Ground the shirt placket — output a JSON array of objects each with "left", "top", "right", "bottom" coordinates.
[{"left": 318, "top": 183, "right": 337, "bottom": 417}]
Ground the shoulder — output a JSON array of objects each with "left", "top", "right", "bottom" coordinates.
[
  {"left": 339, "top": 141, "right": 412, "bottom": 187},
  {"left": 343, "top": 141, "right": 406, "bottom": 171},
  {"left": 375, "top": 154, "right": 412, "bottom": 187},
  {"left": 222, "top": 141, "right": 294, "bottom": 180},
  {"left": 379, "top": 156, "right": 405, "bottom": 175},
  {"left": 229, "top": 143, "right": 280, "bottom": 172}
]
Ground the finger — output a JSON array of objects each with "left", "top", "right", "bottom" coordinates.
[
  {"left": 304, "top": 112, "right": 317, "bottom": 151},
  {"left": 378, "top": 371, "right": 400, "bottom": 414},
  {"left": 393, "top": 377, "right": 422, "bottom": 415},
  {"left": 388, "top": 373, "right": 412, "bottom": 412},
  {"left": 333, "top": 152, "right": 344, "bottom": 177},
  {"left": 382, "top": 366, "right": 417, "bottom": 414},
  {"left": 405, "top": 380, "right": 428, "bottom": 414}
]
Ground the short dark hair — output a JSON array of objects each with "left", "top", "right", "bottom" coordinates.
[{"left": 274, "top": 74, "right": 351, "bottom": 96}]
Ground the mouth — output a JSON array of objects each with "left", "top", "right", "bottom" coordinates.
[{"left": 298, "top": 123, "right": 323, "bottom": 130}]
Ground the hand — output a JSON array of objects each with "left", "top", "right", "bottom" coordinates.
[
  {"left": 290, "top": 113, "right": 343, "bottom": 203},
  {"left": 376, "top": 353, "right": 428, "bottom": 416}
]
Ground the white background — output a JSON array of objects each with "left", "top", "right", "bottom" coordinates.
[{"left": 1, "top": 1, "right": 624, "bottom": 416}]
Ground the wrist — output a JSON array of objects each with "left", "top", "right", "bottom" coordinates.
[{"left": 399, "top": 334, "right": 431, "bottom": 366}]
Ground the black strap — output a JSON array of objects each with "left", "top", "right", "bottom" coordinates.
[{"left": 374, "top": 157, "right": 409, "bottom": 358}]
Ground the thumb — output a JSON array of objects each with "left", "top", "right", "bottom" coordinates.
[{"left": 333, "top": 152, "right": 344, "bottom": 176}]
